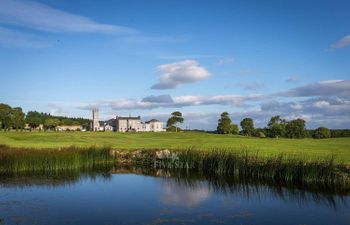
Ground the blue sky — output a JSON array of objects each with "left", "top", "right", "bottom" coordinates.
[{"left": 0, "top": 0, "right": 349, "bottom": 129}]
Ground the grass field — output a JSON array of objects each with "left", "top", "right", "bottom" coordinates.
[{"left": 0, "top": 131, "right": 349, "bottom": 164}]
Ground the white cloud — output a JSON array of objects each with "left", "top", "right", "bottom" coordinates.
[
  {"left": 151, "top": 60, "right": 211, "bottom": 89},
  {"left": 0, "top": 0, "right": 135, "bottom": 34},
  {"left": 330, "top": 35, "right": 350, "bottom": 49},
  {"left": 290, "top": 103, "right": 303, "bottom": 110},
  {"left": 313, "top": 100, "right": 330, "bottom": 108}
]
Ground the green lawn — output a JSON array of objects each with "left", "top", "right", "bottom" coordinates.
[{"left": 0, "top": 131, "right": 349, "bottom": 164}]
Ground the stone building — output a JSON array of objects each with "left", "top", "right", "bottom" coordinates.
[
  {"left": 116, "top": 116, "right": 165, "bottom": 132},
  {"left": 101, "top": 119, "right": 116, "bottom": 131},
  {"left": 142, "top": 119, "right": 165, "bottom": 132},
  {"left": 116, "top": 116, "right": 142, "bottom": 132},
  {"left": 91, "top": 109, "right": 165, "bottom": 132}
]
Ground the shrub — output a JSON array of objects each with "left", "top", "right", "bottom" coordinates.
[
  {"left": 313, "top": 127, "right": 331, "bottom": 139},
  {"left": 253, "top": 128, "right": 266, "bottom": 138}
]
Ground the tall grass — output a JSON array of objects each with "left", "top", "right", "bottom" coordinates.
[
  {"left": 134, "top": 148, "right": 350, "bottom": 186},
  {"left": 0, "top": 145, "right": 114, "bottom": 176},
  {"left": 1, "top": 144, "right": 349, "bottom": 187}
]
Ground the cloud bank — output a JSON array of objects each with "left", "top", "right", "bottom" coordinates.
[
  {"left": 79, "top": 94, "right": 263, "bottom": 111},
  {"left": 78, "top": 80, "right": 350, "bottom": 129},
  {"left": 279, "top": 80, "right": 350, "bottom": 98},
  {"left": 151, "top": 60, "right": 210, "bottom": 89}
]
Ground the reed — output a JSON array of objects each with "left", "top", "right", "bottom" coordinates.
[
  {"left": 144, "top": 148, "right": 350, "bottom": 186},
  {"left": 0, "top": 145, "right": 114, "bottom": 176},
  {"left": 1, "top": 144, "right": 349, "bottom": 186}
]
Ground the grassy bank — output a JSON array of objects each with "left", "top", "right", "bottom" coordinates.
[
  {"left": 0, "top": 145, "right": 114, "bottom": 176},
  {"left": 0, "top": 145, "right": 349, "bottom": 186},
  {"left": 126, "top": 149, "right": 350, "bottom": 186},
  {"left": 0, "top": 131, "right": 349, "bottom": 164}
]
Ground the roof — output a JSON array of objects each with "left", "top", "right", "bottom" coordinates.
[
  {"left": 105, "top": 119, "right": 116, "bottom": 126},
  {"left": 145, "top": 119, "right": 160, "bottom": 123},
  {"left": 116, "top": 116, "right": 141, "bottom": 120},
  {"left": 57, "top": 125, "right": 82, "bottom": 128}
]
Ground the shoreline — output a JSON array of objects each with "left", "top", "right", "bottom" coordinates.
[{"left": 1, "top": 145, "right": 349, "bottom": 187}]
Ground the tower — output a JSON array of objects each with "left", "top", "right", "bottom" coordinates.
[{"left": 92, "top": 108, "right": 99, "bottom": 131}]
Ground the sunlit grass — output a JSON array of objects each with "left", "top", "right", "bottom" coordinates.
[{"left": 0, "top": 131, "right": 349, "bottom": 164}]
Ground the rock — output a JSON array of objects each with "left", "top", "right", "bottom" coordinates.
[
  {"left": 132, "top": 150, "right": 143, "bottom": 158},
  {"left": 155, "top": 149, "right": 171, "bottom": 159}
]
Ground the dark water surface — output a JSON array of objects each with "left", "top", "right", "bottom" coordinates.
[{"left": 0, "top": 170, "right": 349, "bottom": 225}]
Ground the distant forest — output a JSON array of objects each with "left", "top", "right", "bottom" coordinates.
[{"left": 0, "top": 103, "right": 91, "bottom": 131}]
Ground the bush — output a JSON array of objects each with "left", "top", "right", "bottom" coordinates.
[
  {"left": 252, "top": 128, "right": 266, "bottom": 138},
  {"left": 313, "top": 127, "right": 331, "bottom": 139}
]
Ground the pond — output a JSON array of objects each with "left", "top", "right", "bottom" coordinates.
[{"left": 0, "top": 169, "right": 349, "bottom": 225}]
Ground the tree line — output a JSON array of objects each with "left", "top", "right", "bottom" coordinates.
[
  {"left": 165, "top": 111, "right": 350, "bottom": 139},
  {"left": 216, "top": 112, "right": 349, "bottom": 139},
  {"left": 0, "top": 103, "right": 90, "bottom": 131},
  {"left": 1, "top": 103, "right": 349, "bottom": 137}
]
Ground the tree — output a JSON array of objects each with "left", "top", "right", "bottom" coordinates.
[
  {"left": 329, "top": 129, "right": 350, "bottom": 138},
  {"left": 313, "top": 127, "right": 331, "bottom": 139},
  {"left": 217, "top": 112, "right": 232, "bottom": 134},
  {"left": 230, "top": 124, "right": 239, "bottom": 135},
  {"left": 0, "top": 103, "right": 12, "bottom": 131},
  {"left": 240, "top": 118, "right": 254, "bottom": 136},
  {"left": 267, "top": 116, "right": 286, "bottom": 138},
  {"left": 253, "top": 128, "right": 266, "bottom": 138},
  {"left": 166, "top": 111, "right": 184, "bottom": 132},
  {"left": 44, "top": 118, "right": 60, "bottom": 131},
  {"left": 285, "top": 118, "right": 307, "bottom": 138},
  {"left": 11, "top": 107, "right": 25, "bottom": 131},
  {"left": 25, "top": 111, "right": 42, "bottom": 130}
]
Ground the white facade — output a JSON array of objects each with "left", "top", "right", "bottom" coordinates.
[
  {"left": 145, "top": 119, "right": 165, "bottom": 132},
  {"left": 116, "top": 116, "right": 165, "bottom": 132},
  {"left": 116, "top": 116, "right": 142, "bottom": 132},
  {"left": 142, "top": 123, "right": 151, "bottom": 132},
  {"left": 104, "top": 124, "right": 114, "bottom": 131}
]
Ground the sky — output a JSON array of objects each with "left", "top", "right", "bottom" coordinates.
[{"left": 0, "top": 0, "right": 349, "bottom": 130}]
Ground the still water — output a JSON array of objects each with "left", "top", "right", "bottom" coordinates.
[{"left": 0, "top": 170, "right": 349, "bottom": 225}]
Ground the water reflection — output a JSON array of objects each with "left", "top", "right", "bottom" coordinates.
[
  {"left": 0, "top": 168, "right": 349, "bottom": 225},
  {"left": 1, "top": 167, "right": 348, "bottom": 210},
  {"left": 159, "top": 175, "right": 349, "bottom": 210},
  {"left": 161, "top": 180, "right": 210, "bottom": 207},
  {"left": 0, "top": 170, "right": 112, "bottom": 188}
]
